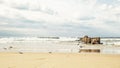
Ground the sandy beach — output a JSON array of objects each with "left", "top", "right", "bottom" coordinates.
[{"left": 0, "top": 52, "right": 120, "bottom": 68}]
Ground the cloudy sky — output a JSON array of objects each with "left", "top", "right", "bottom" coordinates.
[{"left": 0, "top": 0, "right": 120, "bottom": 37}]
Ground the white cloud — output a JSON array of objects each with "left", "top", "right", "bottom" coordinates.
[
  {"left": 0, "top": 22, "right": 8, "bottom": 25},
  {"left": 0, "top": 0, "right": 120, "bottom": 37}
]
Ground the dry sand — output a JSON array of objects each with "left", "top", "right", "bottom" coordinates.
[{"left": 0, "top": 52, "right": 120, "bottom": 68}]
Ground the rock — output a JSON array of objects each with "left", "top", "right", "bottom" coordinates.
[{"left": 80, "top": 36, "right": 101, "bottom": 44}]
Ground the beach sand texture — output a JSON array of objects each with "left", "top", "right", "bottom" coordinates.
[{"left": 0, "top": 53, "right": 120, "bottom": 68}]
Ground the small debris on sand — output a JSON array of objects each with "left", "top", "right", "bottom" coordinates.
[
  {"left": 8, "top": 46, "right": 13, "bottom": 50},
  {"left": 9, "top": 46, "right": 13, "bottom": 49},
  {"left": 80, "top": 46, "right": 83, "bottom": 48},
  {"left": 18, "top": 52, "right": 23, "bottom": 54},
  {"left": 49, "top": 52, "right": 52, "bottom": 54},
  {"left": 3, "top": 48, "right": 7, "bottom": 50}
]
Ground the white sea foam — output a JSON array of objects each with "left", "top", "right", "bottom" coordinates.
[{"left": 0, "top": 37, "right": 120, "bottom": 54}]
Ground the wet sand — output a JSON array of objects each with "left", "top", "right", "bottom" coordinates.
[{"left": 0, "top": 52, "right": 120, "bottom": 68}]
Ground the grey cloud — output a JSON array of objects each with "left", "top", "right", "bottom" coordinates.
[
  {"left": 104, "top": 20, "right": 120, "bottom": 28},
  {"left": 0, "top": 16, "right": 47, "bottom": 29},
  {"left": 61, "top": 23, "right": 91, "bottom": 30},
  {"left": 105, "top": 20, "right": 117, "bottom": 23},
  {"left": 12, "top": 4, "right": 57, "bottom": 15},
  {"left": 0, "top": 0, "right": 3, "bottom": 3},
  {"left": 0, "top": 30, "right": 26, "bottom": 37},
  {"left": 1, "top": 0, "right": 57, "bottom": 16},
  {"left": 14, "top": 6, "right": 29, "bottom": 10},
  {"left": 116, "top": 13, "right": 120, "bottom": 17},
  {"left": 43, "top": 8, "right": 57, "bottom": 15},
  {"left": 97, "top": 0, "right": 120, "bottom": 6},
  {"left": 0, "top": 16, "right": 15, "bottom": 24},
  {"left": 104, "top": 20, "right": 119, "bottom": 24},
  {"left": 97, "top": 0, "right": 115, "bottom": 4},
  {"left": 79, "top": 16, "right": 95, "bottom": 21}
]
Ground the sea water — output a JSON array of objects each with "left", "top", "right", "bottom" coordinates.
[{"left": 0, "top": 37, "right": 120, "bottom": 54}]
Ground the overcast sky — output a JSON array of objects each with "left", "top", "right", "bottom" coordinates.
[{"left": 0, "top": 0, "right": 120, "bottom": 37}]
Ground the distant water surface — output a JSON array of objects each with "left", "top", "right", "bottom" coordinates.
[{"left": 0, "top": 37, "right": 120, "bottom": 54}]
